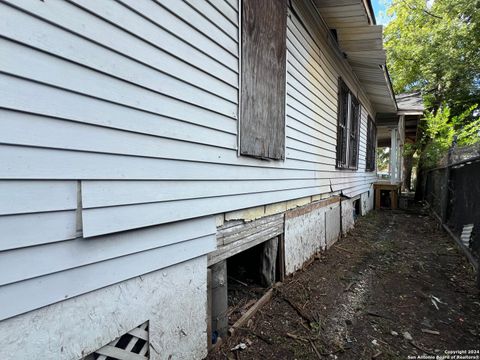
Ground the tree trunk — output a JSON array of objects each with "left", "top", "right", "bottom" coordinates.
[{"left": 403, "top": 153, "right": 414, "bottom": 191}]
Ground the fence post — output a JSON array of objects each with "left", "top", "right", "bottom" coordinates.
[{"left": 441, "top": 141, "right": 455, "bottom": 223}]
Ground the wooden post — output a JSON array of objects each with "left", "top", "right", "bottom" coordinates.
[
  {"left": 211, "top": 260, "right": 228, "bottom": 338},
  {"left": 260, "top": 237, "right": 278, "bottom": 287},
  {"left": 276, "top": 233, "right": 285, "bottom": 283},
  {"left": 441, "top": 147, "right": 453, "bottom": 223},
  {"left": 206, "top": 269, "right": 212, "bottom": 349},
  {"left": 390, "top": 128, "right": 397, "bottom": 182},
  {"left": 374, "top": 186, "right": 381, "bottom": 209}
]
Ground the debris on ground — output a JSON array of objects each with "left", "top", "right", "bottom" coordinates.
[
  {"left": 208, "top": 206, "right": 480, "bottom": 359},
  {"left": 230, "top": 343, "right": 247, "bottom": 351}
]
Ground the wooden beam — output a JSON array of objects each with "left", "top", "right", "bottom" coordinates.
[{"left": 229, "top": 287, "right": 275, "bottom": 335}]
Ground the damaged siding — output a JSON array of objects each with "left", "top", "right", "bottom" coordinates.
[{"left": 0, "top": 0, "right": 376, "bottom": 323}]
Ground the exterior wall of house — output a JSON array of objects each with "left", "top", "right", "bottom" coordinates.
[
  {"left": 0, "top": 256, "right": 208, "bottom": 360},
  {"left": 0, "top": 0, "right": 379, "bottom": 358},
  {"left": 285, "top": 202, "right": 328, "bottom": 274}
]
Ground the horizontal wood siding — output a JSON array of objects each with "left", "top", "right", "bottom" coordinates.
[
  {"left": 0, "top": 227, "right": 216, "bottom": 321},
  {"left": 0, "top": 0, "right": 378, "bottom": 319}
]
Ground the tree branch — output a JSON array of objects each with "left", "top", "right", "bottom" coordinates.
[{"left": 405, "top": 3, "right": 443, "bottom": 20}]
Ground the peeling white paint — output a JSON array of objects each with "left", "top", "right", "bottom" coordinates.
[
  {"left": 341, "top": 199, "right": 355, "bottom": 235},
  {"left": 0, "top": 256, "right": 208, "bottom": 360},
  {"left": 325, "top": 203, "right": 341, "bottom": 248},
  {"left": 285, "top": 206, "right": 326, "bottom": 274},
  {"left": 361, "top": 186, "right": 374, "bottom": 214}
]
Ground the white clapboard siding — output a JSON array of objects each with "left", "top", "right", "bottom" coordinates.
[
  {"left": 81, "top": 186, "right": 331, "bottom": 237},
  {"left": 0, "top": 4, "right": 237, "bottom": 102},
  {"left": 0, "top": 217, "right": 215, "bottom": 286},
  {"left": 82, "top": 179, "right": 330, "bottom": 208},
  {"left": 0, "top": 225, "right": 216, "bottom": 321},
  {"left": 0, "top": 111, "right": 240, "bottom": 162},
  {"left": 182, "top": 0, "right": 238, "bottom": 41},
  {"left": 0, "top": 40, "right": 237, "bottom": 120},
  {"left": 206, "top": 0, "right": 238, "bottom": 25},
  {"left": 3, "top": 1, "right": 238, "bottom": 78},
  {"left": 0, "top": 211, "right": 77, "bottom": 251},
  {"left": 0, "top": 76, "right": 237, "bottom": 137},
  {"left": 224, "top": 0, "right": 238, "bottom": 12},
  {"left": 147, "top": 0, "right": 238, "bottom": 54},
  {"left": 0, "top": 180, "right": 77, "bottom": 215},
  {"left": 0, "top": 74, "right": 237, "bottom": 136},
  {"left": 286, "top": 127, "right": 336, "bottom": 153},
  {"left": 0, "top": 0, "right": 383, "bottom": 323}
]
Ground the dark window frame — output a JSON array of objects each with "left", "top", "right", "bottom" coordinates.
[
  {"left": 336, "top": 78, "right": 361, "bottom": 170},
  {"left": 239, "top": 0, "right": 287, "bottom": 160},
  {"left": 365, "top": 115, "right": 377, "bottom": 172}
]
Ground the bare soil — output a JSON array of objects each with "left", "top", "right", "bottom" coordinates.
[{"left": 207, "top": 205, "right": 480, "bottom": 359}]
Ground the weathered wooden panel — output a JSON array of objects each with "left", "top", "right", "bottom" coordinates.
[
  {"left": 285, "top": 202, "right": 327, "bottom": 274},
  {"left": 208, "top": 214, "right": 284, "bottom": 266},
  {"left": 240, "top": 0, "right": 287, "bottom": 159},
  {"left": 342, "top": 197, "right": 357, "bottom": 234},
  {"left": 325, "top": 203, "right": 341, "bottom": 248},
  {"left": 217, "top": 214, "right": 283, "bottom": 246}
]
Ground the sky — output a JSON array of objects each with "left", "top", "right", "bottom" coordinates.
[{"left": 370, "top": 0, "right": 392, "bottom": 26}]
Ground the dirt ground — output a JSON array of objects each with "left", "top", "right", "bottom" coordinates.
[{"left": 207, "top": 205, "right": 480, "bottom": 360}]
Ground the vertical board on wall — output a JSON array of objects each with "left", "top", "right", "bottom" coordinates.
[
  {"left": 284, "top": 204, "right": 326, "bottom": 275},
  {"left": 325, "top": 204, "right": 341, "bottom": 248},
  {"left": 240, "top": 0, "right": 287, "bottom": 160}
]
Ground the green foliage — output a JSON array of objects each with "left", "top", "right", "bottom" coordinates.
[
  {"left": 376, "top": 147, "right": 390, "bottom": 172},
  {"left": 421, "top": 104, "right": 479, "bottom": 167},
  {"left": 384, "top": 0, "right": 480, "bottom": 115}
]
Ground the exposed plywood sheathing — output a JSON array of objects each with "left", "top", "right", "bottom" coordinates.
[{"left": 240, "top": 0, "right": 287, "bottom": 159}]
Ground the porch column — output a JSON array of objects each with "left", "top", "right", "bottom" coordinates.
[{"left": 390, "top": 128, "right": 397, "bottom": 182}]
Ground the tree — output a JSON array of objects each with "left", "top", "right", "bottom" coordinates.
[
  {"left": 384, "top": 0, "right": 480, "bottom": 115},
  {"left": 421, "top": 104, "right": 480, "bottom": 168}
]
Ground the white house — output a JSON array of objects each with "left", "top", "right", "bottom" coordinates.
[{"left": 0, "top": 0, "right": 397, "bottom": 359}]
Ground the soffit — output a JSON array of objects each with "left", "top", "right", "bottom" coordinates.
[{"left": 311, "top": 0, "right": 397, "bottom": 113}]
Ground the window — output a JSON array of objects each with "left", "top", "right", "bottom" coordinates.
[
  {"left": 240, "top": 0, "right": 287, "bottom": 160},
  {"left": 366, "top": 116, "right": 376, "bottom": 172},
  {"left": 336, "top": 78, "right": 360, "bottom": 169}
]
